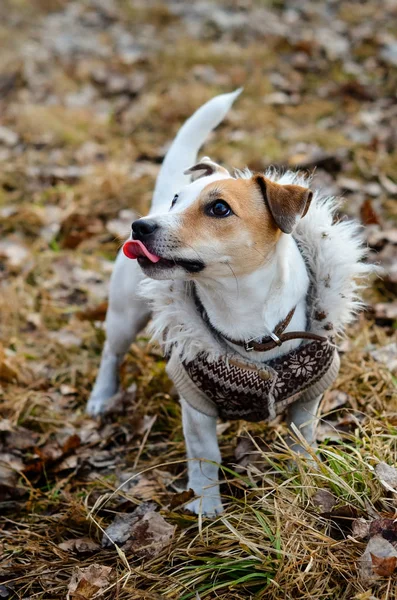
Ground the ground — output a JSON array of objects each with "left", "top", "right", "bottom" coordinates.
[{"left": 0, "top": 1, "right": 397, "bottom": 599}]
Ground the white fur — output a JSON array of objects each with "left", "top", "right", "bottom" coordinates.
[
  {"left": 88, "top": 90, "right": 374, "bottom": 516},
  {"left": 140, "top": 172, "right": 375, "bottom": 365}
]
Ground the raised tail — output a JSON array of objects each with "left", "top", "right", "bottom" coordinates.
[{"left": 150, "top": 88, "right": 242, "bottom": 213}]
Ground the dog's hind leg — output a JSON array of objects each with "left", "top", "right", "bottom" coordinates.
[
  {"left": 181, "top": 398, "right": 223, "bottom": 517},
  {"left": 87, "top": 253, "right": 150, "bottom": 416},
  {"left": 286, "top": 394, "right": 322, "bottom": 456}
]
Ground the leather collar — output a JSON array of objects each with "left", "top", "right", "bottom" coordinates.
[{"left": 192, "top": 284, "right": 327, "bottom": 353}]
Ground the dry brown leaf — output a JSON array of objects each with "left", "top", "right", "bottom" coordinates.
[
  {"left": 126, "top": 511, "right": 175, "bottom": 559},
  {"left": 58, "top": 537, "right": 100, "bottom": 554},
  {"left": 2, "top": 427, "right": 39, "bottom": 451},
  {"left": 370, "top": 553, "right": 397, "bottom": 577},
  {"left": 54, "top": 454, "right": 79, "bottom": 472},
  {"left": 312, "top": 489, "right": 337, "bottom": 512},
  {"left": 102, "top": 501, "right": 158, "bottom": 548},
  {"left": 0, "top": 345, "right": 19, "bottom": 384},
  {"left": 352, "top": 517, "right": 371, "bottom": 540},
  {"left": 0, "top": 454, "right": 25, "bottom": 501},
  {"left": 76, "top": 301, "right": 108, "bottom": 322},
  {"left": 59, "top": 213, "right": 104, "bottom": 249},
  {"left": 369, "top": 518, "right": 397, "bottom": 543},
  {"left": 360, "top": 199, "right": 381, "bottom": 226},
  {"left": 169, "top": 488, "right": 195, "bottom": 510},
  {"left": 359, "top": 534, "right": 397, "bottom": 582},
  {"left": 67, "top": 564, "right": 112, "bottom": 599},
  {"left": 97, "top": 383, "right": 137, "bottom": 415}
]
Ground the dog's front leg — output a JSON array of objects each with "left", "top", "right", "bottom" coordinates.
[
  {"left": 180, "top": 398, "right": 223, "bottom": 517},
  {"left": 286, "top": 394, "right": 322, "bottom": 456},
  {"left": 87, "top": 255, "right": 150, "bottom": 416}
]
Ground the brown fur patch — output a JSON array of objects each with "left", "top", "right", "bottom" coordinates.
[
  {"left": 255, "top": 176, "right": 313, "bottom": 234},
  {"left": 178, "top": 178, "right": 281, "bottom": 276}
]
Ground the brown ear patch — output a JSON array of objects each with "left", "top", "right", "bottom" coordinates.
[{"left": 255, "top": 175, "right": 312, "bottom": 234}]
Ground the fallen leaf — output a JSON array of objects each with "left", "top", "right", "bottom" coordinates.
[
  {"left": 375, "top": 463, "right": 397, "bottom": 491},
  {"left": 67, "top": 564, "right": 112, "bottom": 599},
  {"left": 62, "top": 434, "right": 81, "bottom": 454},
  {"left": 102, "top": 501, "right": 158, "bottom": 548},
  {"left": 0, "top": 452, "right": 26, "bottom": 500},
  {"left": 369, "top": 518, "right": 397, "bottom": 544},
  {"left": 97, "top": 383, "right": 137, "bottom": 415},
  {"left": 352, "top": 517, "right": 371, "bottom": 540},
  {"left": 371, "top": 553, "right": 397, "bottom": 577},
  {"left": 234, "top": 436, "right": 269, "bottom": 469},
  {"left": 76, "top": 302, "right": 108, "bottom": 322},
  {"left": 126, "top": 511, "right": 175, "bottom": 559},
  {"left": 2, "top": 427, "right": 39, "bottom": 451},
  {"left": 359, "top": 535, "right": 397, "bottom": 582},
  {"left": 135, "top": 414, "right": 157, "bottom": 435},
  {"left": 54, "top": 454, "right": 79, "bottom": 472},
  {"left": 360, "top": 199, "right": 380, "bottom": 226},
  {"left": 169, "top": 489, "right": 195, "bottom": 510},
  {"left": 59, "top": 537, "right": 100, "bottom": 554},
  {"left": 312, "top": 489, "right": 337, "bottom": 512},
  {"left": 0, "top": 345, "right": 19, "bottom": 383},
  {"left": 59, "top": 213, "right": 103, "bottom": 249},
  {"left": 102, "top": 512, "right": 139, "bottom": 548}
]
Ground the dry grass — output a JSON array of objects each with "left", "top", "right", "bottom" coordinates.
[{"left": 0, "top": 0, "right": 397, "bottom": 598}]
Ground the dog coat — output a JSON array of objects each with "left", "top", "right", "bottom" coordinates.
[
  {"left": 139, "top": 173, "right": 373, "bottom": 422},
  {"left": 165, "top": 289, "right": 340, "bottom": 421}
]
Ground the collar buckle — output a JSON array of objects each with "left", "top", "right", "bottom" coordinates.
[
  {"left": 270, "top": 333, "right": 282, "bottom": 346},
  {"left": 244, "top": 340, "right": 255, "bottom": 352}
]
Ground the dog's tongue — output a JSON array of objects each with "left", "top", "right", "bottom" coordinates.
[{"left": 123, "top": 240, "right": 161, "bottom": 263}]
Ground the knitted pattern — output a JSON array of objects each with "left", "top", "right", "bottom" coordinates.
[{"left": 181, "top": 339, "right": 336, "bottom": 422}]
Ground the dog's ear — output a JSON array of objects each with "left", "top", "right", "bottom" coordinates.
[
  {"left": 184, "top": 157, "right": 229, "bottom": 182},
  {"left": 254, "top": 175, "right": 313, "bottom": 234}
]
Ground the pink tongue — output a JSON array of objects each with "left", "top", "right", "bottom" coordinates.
[{"left": 123, "top": 240, "right": 161, "bottom": 263}]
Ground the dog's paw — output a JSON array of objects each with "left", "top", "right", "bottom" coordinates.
[
  {"left": 86, "top": 393, "right": 110, "bottom": 417},
  {"left": 185, "top": 495, "right": 224, "bottom": 517}
]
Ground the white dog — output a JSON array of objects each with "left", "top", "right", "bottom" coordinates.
[{"left": 87, "top": 90, "right": 371, "bottom": 516}]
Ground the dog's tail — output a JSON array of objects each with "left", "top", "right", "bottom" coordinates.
[{"left": 150, "top": 88, "right": 242, "bottom": 213}]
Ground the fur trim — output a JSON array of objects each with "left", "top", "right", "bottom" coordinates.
[
  {"left": 139, "top": 279, "right": 225, "bottom": 363},
  {"left": 139, "top": 169, "right": 377, "bottom": 361}
]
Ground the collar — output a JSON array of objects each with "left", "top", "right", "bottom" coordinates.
[{"left": 192, "top": 284, "right": 327, "bottom": 353}]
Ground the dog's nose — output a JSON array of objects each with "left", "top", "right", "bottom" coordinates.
[{"left": 131, "top": 219, "right": 159, "bottom": 239}]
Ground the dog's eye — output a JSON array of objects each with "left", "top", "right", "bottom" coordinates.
[
  {"left": 206, "top": 200, "right": 233, "bottom": 218},
  {"left": 170, "top": 194, "right": 179, "bottom": 209}
]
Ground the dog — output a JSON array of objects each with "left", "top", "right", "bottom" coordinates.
[{"left": 87, "top": 90, "right": 372, "bottom": 516}]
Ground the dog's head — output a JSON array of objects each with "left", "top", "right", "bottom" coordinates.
[{"left": 128, "top": 157, "right": 312, "bottom": 280}]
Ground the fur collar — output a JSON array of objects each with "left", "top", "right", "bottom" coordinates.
[{"left": 139, "top": 170, "right": 375, "bottom": 363}]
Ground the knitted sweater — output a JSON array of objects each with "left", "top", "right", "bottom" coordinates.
[
  {"left": 139, "top": 171, "right": 373, "bottom": 421},
  {"left": 167, "top": 318, "right": 340, "bottom": 421}
]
